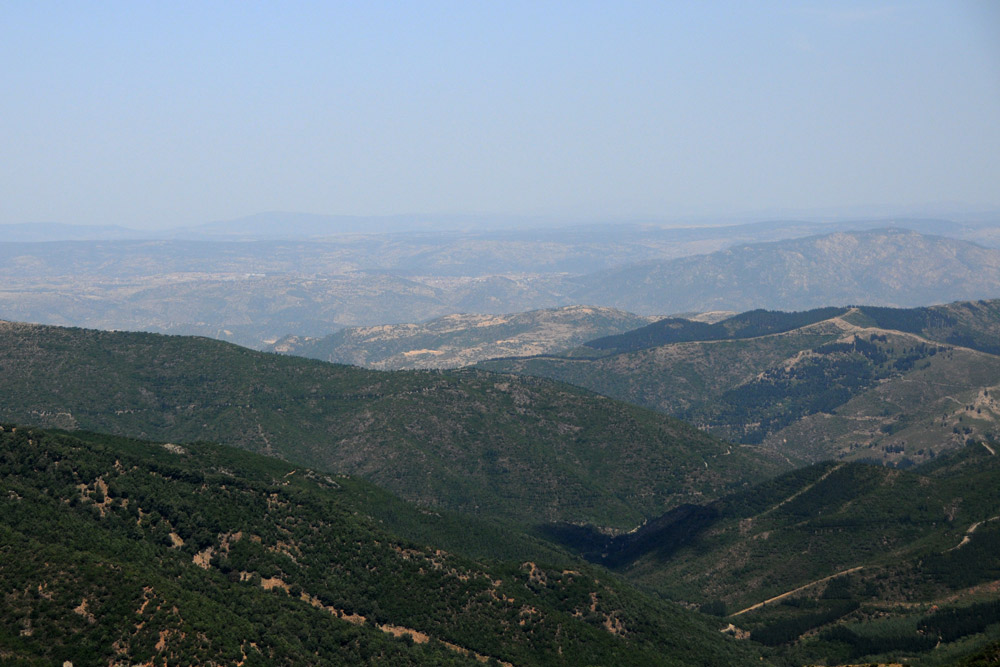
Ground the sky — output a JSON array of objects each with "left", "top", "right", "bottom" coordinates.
[{"left": 2, "top": 1, "right": 999, "bottom": 230}]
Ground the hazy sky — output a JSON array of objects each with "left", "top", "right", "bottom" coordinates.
[{"left": 2, "top": 1, "right": 999, "bottom": 229}]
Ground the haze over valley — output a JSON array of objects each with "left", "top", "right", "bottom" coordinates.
[
  {"left": 3, "top": 218, "right": 1000, "bottom": 349},
  {"left": 4, "top": 1, "right": 1000, "bottom": 665}
]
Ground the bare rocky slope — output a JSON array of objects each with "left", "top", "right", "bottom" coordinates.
[{"left": 269, "top": 305, "right": 654, "bottom": 369}]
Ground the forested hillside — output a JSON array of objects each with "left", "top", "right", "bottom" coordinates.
[
  {"left": 482, "top": 300, "right": 1000, "bottom": 465},
  {"left": 583, "top": 307, "right": 846, "bottom": 354},
  {"left": 541, "top": 443, "right": 1000, "bottom": 665},
  {"left": 0, "top": 321, "right": 784, "bottom": 528},
  {"left": 581, "top": 300, "right": 1000, "bottom": 357},
  {"left": 0, "top": 425, "right": 757, "bottom": 666}
]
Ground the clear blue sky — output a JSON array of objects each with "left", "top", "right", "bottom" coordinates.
[{"left": 2, "top": 1, "right": 998, "bottom": 229}]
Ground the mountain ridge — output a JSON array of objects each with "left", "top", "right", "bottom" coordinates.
[
  {"left": 3, "top": 227, "right": 1000, "bottom": 348},
  {"left": 480, "top": 299, "right": 1000, "bottom": 465},
  {"left": 569, "top": 228, "right": 1000, "bottom": 315}
]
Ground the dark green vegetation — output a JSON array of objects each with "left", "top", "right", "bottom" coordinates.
[
  {"left": 0, "top": 321, "right": 784, "bottom": 528},
  {"left": 581, "top": 300, "right": 1000, "bottom": 358},
  {"left": 844, "top": 300, "right": 1000, "bottom": 356},
  {"left": 584, "top": 307, "right": 846, "bottom": 354},
  {"left": 481, "top": 299, "right": 1000, "bottom": 465},
  {"left": 541, "top": 443, "right": 1000, "bottom": 665},
  {"left": 3, "top": 311, "right": 999, "bottom": 665},
  {"left": 0, "top": 424, "right": 760, "bottom": 666},
  {"left": 269, "top": 305, "right": 653, "bottom": 370}
]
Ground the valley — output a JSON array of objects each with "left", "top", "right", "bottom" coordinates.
[
  {"left": 0, "top": 320, "right": 785, "bottom": 527},
  {"left": 3, "top": 225, "right": 1000, "bottom": 350},
  {"left": 7, "top": 3, "right": 1000, "bottom": 663},
  {"left": 2, "top": 223, "right": 1000, "bottom": 665},
  {"left": 540, "top": 445, "right": 1000, "bottom": 664},
  {"left": 2, "top": 299, "right": 999, "bottom": 664}
]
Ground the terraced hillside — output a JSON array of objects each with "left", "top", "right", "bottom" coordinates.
[
  {"left": 482, "top": 300, "right": 1000, "bottom": 465},
  {"left": 0, "top": 321, "right": 784, "bottom": 528},
  {"left": 0, "top": 424, "right": 758, "bottom": 666}
]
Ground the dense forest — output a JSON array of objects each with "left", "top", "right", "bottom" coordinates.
[
  {"left": 539, "top": 443, "right": 1000, "bottom": 664},
  {"left": 585, "top": 307, "right": 847, "bottom": 352},
  {"left": 2, "top": 302, "right": 1000, "bottom": 664},
  {"left": 0, "top": 424, "right": 758, "bottom": 666},
  {"left": 0, "top": 320, "right": 783, "bottom": 528}
]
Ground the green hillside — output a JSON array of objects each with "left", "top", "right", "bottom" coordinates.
[
  {"left": 540, "top": 443, "right": 1000, "bottom": 665},
  {"left": 580, "top": 299, "right": 1000, "bottom": 357},
  {"left": 583, "top": 307, "right": 847, "bottom": 354},
  {"left": 847, "top": 299, "right": 1000, "bottom": 356},
  {"left": 0, "top": 424, "right": 759, "bottom": 666},
  {"left": 481, "top": 300, "right": 1000, "bottom": 464},
  {"left": 0, "top": 321, "right": 784, "bottom": 528}
]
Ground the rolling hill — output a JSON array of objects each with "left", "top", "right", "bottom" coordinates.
[
  {"left": 3, "top": 225, "right": 999, "bottom": 349},
  {"left": 480, "top": 300, "right": 1000, "bottom": 465},
  {"left": 269, "top": 305, "right": 654, "bottom": 370},
  {"left": 0, "top": 320, "right": 785, "bottom": 528},
  {"left": 4, "top": 317, "right": 1000, "bottom": 665}
]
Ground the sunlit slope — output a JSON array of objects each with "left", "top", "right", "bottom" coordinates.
[
  {"left": 269, "top": 305, "right": 654, "bottom": 370},
  {"left": 0, "top": 321, "right": 783, "bottom": 527}
]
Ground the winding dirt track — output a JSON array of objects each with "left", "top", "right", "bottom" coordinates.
[
  {"left": 730, "top": 566, "right": 865, "bottom": 617},
  {"left": 945, "top": 515, "right": 1000, "bottom": 552}
]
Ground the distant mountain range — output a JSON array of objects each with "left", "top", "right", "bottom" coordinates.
[
  {"left": 2, "top": 226, "right": 1000, "bottom": 348},
  {"left": 480, "top": 299, "right": 1000, "bottom": 466},
  {"left": 568, "top": 228, "right": 1000, "bottom": 315},
  {"left": 0, "top": 222, "right": 153, "bottom": 242},
  {"left": 4, "top": 211, "right": 1000, "bottom": 243},
  {"left": 269, "top": 305, "right": 654, "bottom": 369},
  {"left": 0, "top": 213, "right": 554, "bottom": 242}
]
